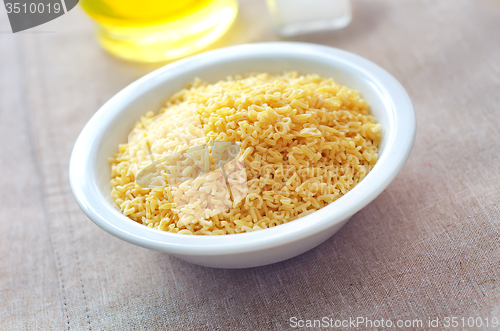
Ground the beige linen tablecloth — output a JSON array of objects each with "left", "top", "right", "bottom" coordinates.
[{"left": 1, "top": 0, "right": 500, "bottom": 330}]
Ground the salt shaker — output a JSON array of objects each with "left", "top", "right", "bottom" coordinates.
[{"left": 266, "top": 0, "right": 352, "bottom": 37}]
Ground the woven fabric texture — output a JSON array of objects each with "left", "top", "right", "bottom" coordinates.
[{"left": 1, "top": 0, "right": 499, "bottom": 330}]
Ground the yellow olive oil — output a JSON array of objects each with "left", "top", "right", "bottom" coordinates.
[{"left": 80, "top": 0, "right": 238, "bottom": 62}]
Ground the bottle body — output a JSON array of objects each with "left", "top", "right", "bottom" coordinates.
[
  {"left": 266, "top": 0, "right": 351, "bottom": 37},
  {"left": 81, "top": 0, "right": 238, "bottom": 62}
]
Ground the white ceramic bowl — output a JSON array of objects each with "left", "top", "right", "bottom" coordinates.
[{"left": 70, "top": 42, "right": 415, "bottom": 269}]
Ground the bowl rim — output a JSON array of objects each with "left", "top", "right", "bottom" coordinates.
[{"left": 69, "top": 42, "right": 416, "bottom": 256}]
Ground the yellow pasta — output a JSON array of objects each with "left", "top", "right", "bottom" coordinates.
[{"left": 109, "top": 72, "right": 381, "bottom": 235}]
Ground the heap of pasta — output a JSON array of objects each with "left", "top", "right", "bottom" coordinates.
[{"left": 110, "top": 72, "right": 381, "bottom": 235}]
